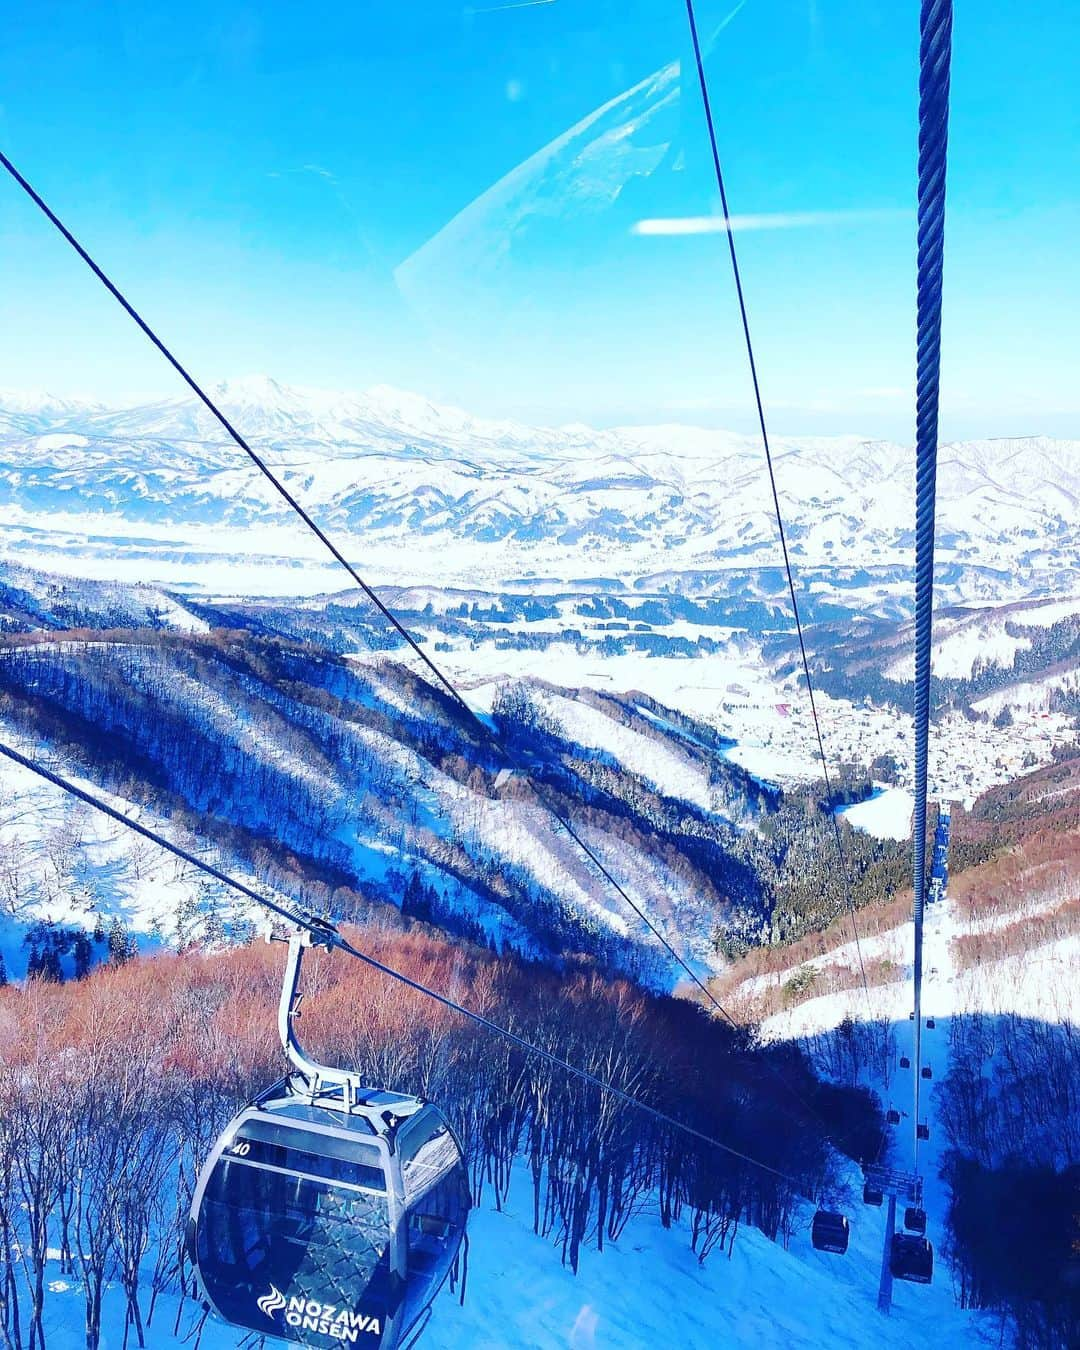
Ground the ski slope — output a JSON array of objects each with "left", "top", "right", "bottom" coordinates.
[{"left": 837, "top": 785, "right": 914, "bottom": 841}]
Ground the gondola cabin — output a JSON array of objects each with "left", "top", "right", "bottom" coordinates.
[
  {"left": 862, "top": 1181, "right": 883, "bottom": 1207},
  {"left": 891, "top": 1233, "right": 933, "bottom": 1284},
  {"left": 811, "top": 1211, "right": 849, "bottom": 1255},
  {"left": 190, "top": 1088, "right": 469, "bottom": 1349},
  {"left": 904, "top": 1206, "right": 927, "bottom": 1235},
  {"left": 886, "top": 1108, "right": 901, "bottom": 1125},
  {"left": 188, "top": 930, "right": 470, "bottom": 1350},
  {"left": 900, "top": 1055, "right": 911, "bottom": 1069}
]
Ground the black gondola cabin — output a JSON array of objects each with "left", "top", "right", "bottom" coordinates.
[
  {"left": 811, "top": 1211, "right": 849, "bottom": 1254},
  {"left": 904, "top": 1206, "right": 927, "bottom": 1235},
  {"left": 188, "top": 930, "right": 470, "bottom": 1350},
  {"left": 891, "top": 1233, "right": 933, "bottom": 1284}
]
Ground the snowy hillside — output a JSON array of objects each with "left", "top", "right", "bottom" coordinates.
[
  {"left": 707, "top": 754, "right": 1080, "bottom": 1348},
  {"left": 880, "top": 595, "right": 1080, "bottom": 682},
  {"left": 717, "top": 755, "right": 1080, "bottom": 1038},
  {"left": 0, "top": 745, "right": 262, "bottom": 981},
  {"left": 0, "top": 627, "right": 797, "bottom": 983},
  {"left": 0, "top": 557, "right": 1073, "bottom": 985}
]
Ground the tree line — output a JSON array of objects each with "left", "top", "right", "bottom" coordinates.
[{"left": 937, "top": 1008, "right": 1079, "bottom": 1349}]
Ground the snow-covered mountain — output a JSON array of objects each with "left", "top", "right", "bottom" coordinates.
[{"left": 0, "top": 378, "right": 1076, "bottom": 607}]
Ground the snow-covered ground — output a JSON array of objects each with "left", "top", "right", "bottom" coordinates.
[
  {"left": 754, "top": 901, "right": 1079, "bottom": 1044},
  {"left": 0, "top": 731, "right": 263, "bottom": 978},
  {"left": 733, "top": 881, "right": 1075, "bottom": 1345},
  {"left": 837, "top": 786, "right": 914, "bottom": 841},
  {"left": 32, "top": 1160, "right": 990, "bottom": 1350}
]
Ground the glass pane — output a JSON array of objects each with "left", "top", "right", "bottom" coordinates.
[
  {"left": 401, "top": 1164, "right": 470, "bottom": 1334},
  {"left": 198, "top": 1159, "right": 396, "bottom": 1342},
  {"left": 398, "top": 1113, "right": 463, "bottom": 1204},
  {"left": 230, "top": 1123, "right": 386, "bottom": 1192}
]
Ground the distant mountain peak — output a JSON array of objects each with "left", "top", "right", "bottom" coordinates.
[{"left": 212, "top": 373, "right": 290, "bottom": 402}]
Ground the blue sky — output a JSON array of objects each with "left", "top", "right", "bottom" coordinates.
[{"left": 1, "top": 1, "right": 1077, "bottom": 438}]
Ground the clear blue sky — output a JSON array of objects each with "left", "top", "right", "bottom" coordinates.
[{"left": 1, "top": 1, "right": 1077, "bottom": 438}]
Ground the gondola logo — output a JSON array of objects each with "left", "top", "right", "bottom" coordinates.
[
  {"left": 258, "top": 1290, "right": 381, "bottom": 1340},
  {"left": 257, "top": 1286, "right": 287, "bottom": 1318}
]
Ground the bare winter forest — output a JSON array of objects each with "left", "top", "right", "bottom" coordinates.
[{"left": 0, "top": 927, "right": 879, "bottom": 1350}]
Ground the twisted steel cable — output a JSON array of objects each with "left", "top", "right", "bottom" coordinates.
[{"left": 911, "top": 0, "right": 953, "bottom": 1170}]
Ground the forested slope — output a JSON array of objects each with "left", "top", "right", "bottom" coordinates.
[{"left": 0, "top": 623, "right": 908, "bottom": 982}]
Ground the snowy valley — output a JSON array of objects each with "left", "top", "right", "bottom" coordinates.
[{"left": 0, "top": 381, "right": 1077, "bottom": 1350}]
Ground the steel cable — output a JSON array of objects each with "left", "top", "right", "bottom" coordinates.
[
  {"left": 910, "top": 0, "right": 952, "bottom": 1171},
  {"left": 681, "top": 0, "right": 876, "bottom": 1021}
]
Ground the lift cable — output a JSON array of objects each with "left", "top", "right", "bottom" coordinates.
[
  {"left": 0, "top": 733, "right": 811, "bottom": 1190},
  {"left": 0, "top": 145, "right": 835, "bottom": 1127},
  {"left": 910, "top": 0, "right": 953, "bottom": 1172},
  {"left": 682, "top": 0, "right": 875, "bottom": 1023}
]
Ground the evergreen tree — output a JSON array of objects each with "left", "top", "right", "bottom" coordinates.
[
  {"left": 233, "top": 917, "right": 257, "bottom": 946},
  {"left": 402, "top": 869, "right": 433, "bottom": 923},
  {"left": 73, "top": 931, "right": 93, "bottom": 979},
  {"left": 41, "top": 946, "right": 64, "bottom": 983},
  {"left": 108, "top": 916, "right": 130, "bottom": 965},
  {"left": 204, "top": 909, "right": 226, "bottom": 945}
]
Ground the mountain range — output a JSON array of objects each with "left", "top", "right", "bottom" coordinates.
[{"left": 0, "top": 376, "right": 1076, "bottom": 611}]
